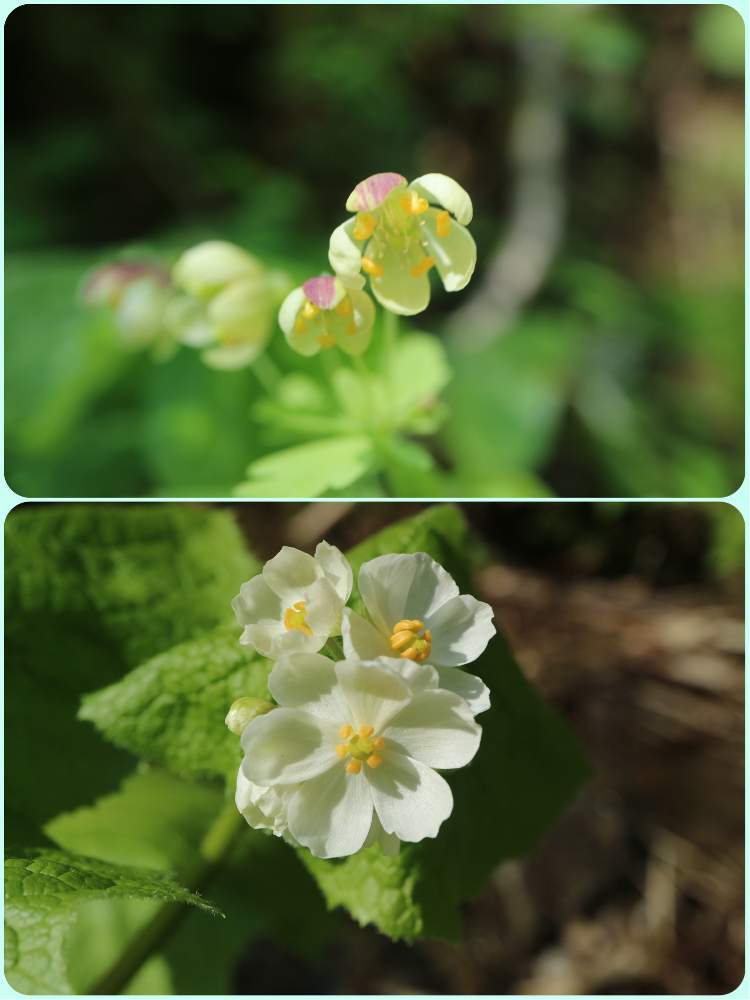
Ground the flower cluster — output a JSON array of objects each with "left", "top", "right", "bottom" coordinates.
[
  {"left": 279, "top": 171, "right": 476, "bottom": 355},
  {"left": 81, "top": 241, "right": 288, "bottom": 369},
  {"left": 229, "top": 543, "right": 495, "bottom": 859}
]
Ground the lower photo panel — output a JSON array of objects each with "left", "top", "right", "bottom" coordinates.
[{"left": 5, "top": 500, "right": 744, "bottom": 996}]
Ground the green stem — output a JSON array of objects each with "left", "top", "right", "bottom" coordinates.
[
  {"left": 252, "top": 353, "right": 282, "bottom": 393},
  {"left": 382, "top": 309, "right": 399, "bottom": 387},
  {"left": 323, "top": 636, "right": 344, "bottom": 659},
  {"left": 89, "top": 802, "right": 243, "bottom": 995}
]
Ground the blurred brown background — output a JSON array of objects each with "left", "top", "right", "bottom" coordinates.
[{"left": 229, "top": 501, "right": 743, "bottom": 994}]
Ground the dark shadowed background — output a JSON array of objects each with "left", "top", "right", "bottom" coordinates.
[{"left": 5, "top": 4, "right": 744, "bottom": 497}]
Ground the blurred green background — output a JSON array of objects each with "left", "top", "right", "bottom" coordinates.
[{"left": 5, "top": 4, "right": 744, "bottom": 497}]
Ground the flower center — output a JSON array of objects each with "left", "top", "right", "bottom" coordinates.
[
  {"left": 283, "top": 600, "right": 312, "bottom": 636},
  {"left": 336, "top": 723, "right": 385, "bottom": 774},
  {"left": 389, "top": 619, "right": 432, "bottom": 662}
]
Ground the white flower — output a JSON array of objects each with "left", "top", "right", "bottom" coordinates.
[
  {"left": 342, "top": 552, "right": 495, "bottom": 715},
  {"left": 232, "top": 542, "right": 353, "bottom": 659},
  {"left": 235, "top": 767, "right": 298, "bottom": 844},
  {"left": 240, "top": 654, "right": 481, "bottom": 859}
]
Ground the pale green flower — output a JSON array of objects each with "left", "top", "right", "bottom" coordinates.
[
  {"left": 80, "top": 260, "right": 175, "bottom": 355},
  {"left": 328, "top": 172, "right": 476, "bottom": 316},
  {"left": 170, "top": 240, "right": 284, "bottom": 370},
  {"left": 278, "top": 274, "right": 375, "bottom": 357}
]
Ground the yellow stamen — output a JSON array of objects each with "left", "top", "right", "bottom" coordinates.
[
  {"left": 401, "top": 191, "right": 429, "bottom": 215},
  {"left": 359, "top": 724, "right": 374, "bottom": 739},
  {"left": 346, "top": 759, "right": 362, "bottom": 774},
  {"left": 436, "top": 210, "right": 452, "bottom": 237},
  {"left": 346, "top": 321, "right": 357, "bottom": 335},
  {"left": 410, "top": 255, "right": 435, "bottom": 279},
  {"left": 335, "top": 743, "right": 348, "bottom": 758},
  {"left": 283, "top": 600, "right": 313, "bottom": 636},
  {"left": 366, "top": 754, "right": 383, "bottom": 769},
  {"left": 353, "top": 212, "right": 377, "bottom": 241},
  {"left": 388, "top": 619, "right": 431, "bottom": 662},
  {"left": 362, "top": 256, "right": 384, "bottom": 278},
  {"left": 302, "top": 300, "right": 319, "bottom": 320},
  {"left": 317, "top": 333, "right": 336, "bottom": 349},
  {"left": 373, "top": 736, "right": 385, "bottom": 750},
  {"left": 335, "top": 297, "right": 352, "bottom": 316},
  {"left": 339, "top": 724, "right": 353, "bottom": 739},
  {"left": 294, "top": 317, "right": 306, "bottom": 333}
]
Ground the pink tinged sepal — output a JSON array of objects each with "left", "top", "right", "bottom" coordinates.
[
  {"left": 346, "top": 172, "right": 407, "bottom": 213},
  {"left": 302, "top": 275, "right": 340, "bottom": 310}
]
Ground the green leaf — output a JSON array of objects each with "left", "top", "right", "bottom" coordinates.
[
  {"left": 47, "top": 768, "right": 337, "bottom": 994},
  {"left": 235, "top": 434, "right": 374, "bottom": 498},
  {"left": 5, "top": 848, "right": 219, "bottom": 995},
  {"left": 80, "top": 626, "right": 271, "bottom": 784},
  {"left": 5, "top": 504, "right": 257, "bottom": 844}
]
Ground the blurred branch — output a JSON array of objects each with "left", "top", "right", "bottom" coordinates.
[{"left": 448, "top": 33, "right": 566, "bottom": 350}]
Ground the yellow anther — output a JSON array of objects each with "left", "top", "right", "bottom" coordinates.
[
  {"left": 317, "top": 333, "right": 336, "bottom": 349},
  {"left": 335, "top": 743, "right": 348, "bottom": 758},
  {"left": 346, "top": 321, "right": 357, "bottom": 335},
  {"left": 283, "top": 600, "right": 313, "bottom": 636},
  {"left": 359, "top": 724, "right": 374, "bottom": 739},
  {"left": 302, "top": 300, "right": 319, "bottom": 319},
  {"left": 436, "top": 210, "right": 452, "bottom": 237},
  {"left": 339, "top": 724, "right": 353, "bottom": 739},
  {"left": 362, "top": 256, "right": 384, "bottom": 278},
  {"left": 410, "top": 256, "right": 435, "bottom": 279},
  {"left": 335, "top": 297, "right": 352, "bottom": 316},
  {"left": 388, "top": 619, "right": 431, "bottom": 662},
  {"left": 373, "top": 736, "right": 385, "bottom": 750},
  {"left": 346, "top": 759, "right": 362, "bottom": 775},
  {"left": 366, "top": 754, "right": 383, "bottom": 769},
  {"left": 352, "top": 212, "right": 377, "bottom": 241},
  {"left": 294, "top": 317, "right": 306, "bottom": 333},
  {"left": 401, "top": 191, "right": 429, "bottom": 215}
]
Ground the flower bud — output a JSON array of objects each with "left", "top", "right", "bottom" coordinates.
[
  {"left": 172, "top": 241, "right": 264, "bottom": 300},
  {"left": 225, "top": 696, "right": 274, "bottom": 735},
  {"left": 80, "top": 260, "right": 170, "bottom": 309}
]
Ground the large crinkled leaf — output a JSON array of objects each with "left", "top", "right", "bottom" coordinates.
[
  {"left": 46, "top": 769, "right": 337, "bottom": 994},
  {"left": 235, "top": 434, "right": 374, "bottom": 498},
  {"left": 4, "top": 848, "right": 219, "bottom": 995},
  {"left": 5, "top": 505, "right": 257, "bottom": 845},
  {"left": 80, "top": 626, "right": 272, "bottom": 784}
]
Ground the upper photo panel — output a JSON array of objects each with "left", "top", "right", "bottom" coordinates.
[{"left": 5, "top": 5, "right": 744, "bottom": 499}]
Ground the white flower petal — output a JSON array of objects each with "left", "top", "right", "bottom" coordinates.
[
  {"left": 232, "top": 575, "right": 282, "bottom": 628},
  {"left": 367, "top": 752, "right": 453, "bottom": 843},
  {"left": 314, "top": 541, "right": 353, "bottom": 603},
  {"left": 287, "top": 763, "right": 373, "bottom": 859},
  {"left": 278, "top": 286, "right": 307, "bottom": 335},
  {"left": 383, "top": 658, "right": 440, "bottom": 695},
  {"left": 409, "top": 173, "right": 473, "bottom": 225},
  {"left": 268, "top": 653, "right": 349, "bottom": 723},
  {"left": 328, "top": 219, "right": 364, "bottom": 279},
  {"left": 436, "top": 666, "right": 491, "bottom": 716},
  {"left": 244, "top": 620, "right": 323, "bottom": 659},
  {"left": 358, "top": 552, "right": 459, "bottom": 634},
  {"left": 385, "top": 689, "right": 481, "bottom": 769},
  {"left": 242, "top": 707, "right": 338, "bottom": 785},
  {"left": 235, "top": 767, "right": 294, "bottom": 839},
  {"left": 420, "top": 212, "right": 477, "bottom": 292},
  {"left": 334, "top": 660, "right": 411, "bottom": 732},
  {"left": 363, "top": 812, "right": 401, "bottom": 856},
  {"left": 301, "top": 577, "right": 344, "bottom": 635},
  {"left": 262, "top": 546, "right": 321, "bottom": 601},
  {"left": 426, "top": 594, "right": 495, "bottom": 667},
  {"left": 342, "top": 609, "right": 391, "bottom": 660},
  {"left": 368, "top": 242, "right": 431, "bottom": 317},
  {"left": 334, "top": 288, "right": 375, "bottom": 357}
]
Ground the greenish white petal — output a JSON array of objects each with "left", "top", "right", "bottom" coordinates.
[{"left": 410, "top": 173, "right": 473, "bottom": 225}]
